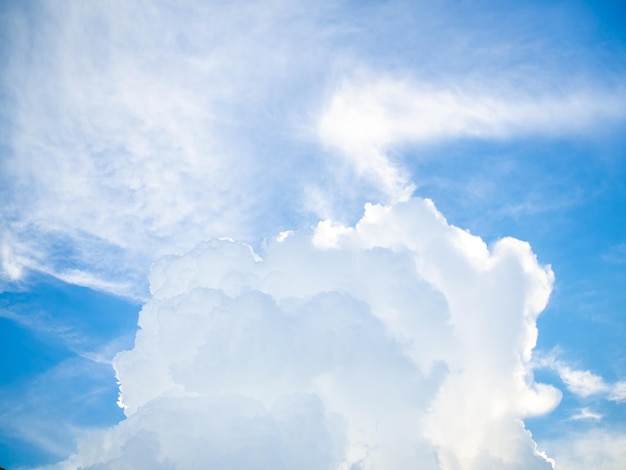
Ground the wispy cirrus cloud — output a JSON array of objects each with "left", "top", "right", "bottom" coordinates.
[
  {"left": 1, "top": 0, "right": 339, "bottom": 297},
  {"left": 2, "top": 0, "right": 625, "bottom": 298}
]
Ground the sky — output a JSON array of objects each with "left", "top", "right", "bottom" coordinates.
[{"left": 0, "top": 0, "right": 625, "bottom": 468}]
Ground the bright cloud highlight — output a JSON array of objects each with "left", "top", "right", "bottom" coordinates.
[
  {"left": 53, "top": 198, "right": 559, "bottom": 469},
  {"left": 319, "top": 79, "right": 626, "bottom": 200},
  {"left": 555, "top": 363, "right": 626, "bottom": 402}
]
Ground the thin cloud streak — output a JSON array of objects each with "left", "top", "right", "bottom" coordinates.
[{"left": 568, "top": 408, "right": 603, "bottom": 421}]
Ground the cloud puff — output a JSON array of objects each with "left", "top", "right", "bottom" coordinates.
[
  {"left": 1, "top": 238, "right": 25, "bottom": 282},
  {"left": 557, "top": 366, "right": 610, "bottom": 397},
  {"left": 538, "top": 358, "right": 626, "bottom": 403},
  {"left": 52, "top": 197, "right": 559, "bottom": 469}
]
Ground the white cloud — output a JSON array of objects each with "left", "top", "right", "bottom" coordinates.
[
  {"left": 1, "top": 0, "right": 338, "bottom": 298},
  {"left": 3, "top": 0, "right": 625, "bottom": 299},
  {"left": 543, "top": 360, "right": 626, "bottom": 403},
  {"left": 608, "top": 381, "right": 626, "bottom": 402},
  {"left": 3, "top": 2, "right": 625, "bottom": 468},
  {"left": 275, "top": 231, "right": 294, "bottom": 243},
  {"left": 1, "top": 235, "right": 30, "bottom": 281},
  {"left": 318, "top": 78, "right": 626, "bottom": 200},
  {"left": 568, "top": 408, "right": 603, "bottom": 421},
  {"left": 557, "top": 366, "right": 610, "bottom": 397},
  {"left": 52, "top": 197, "right": 559, "bottom": 469},
  {"left": 542, "top": 430, "right": 626, "bottom": 470}
]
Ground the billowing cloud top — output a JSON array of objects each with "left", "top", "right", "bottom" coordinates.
[{"left": 53, "top": 198, "right": 559, "bottom": 469}]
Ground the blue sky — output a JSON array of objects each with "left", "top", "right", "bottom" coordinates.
[{"left": 1, "top": 0, "right": 626, "bottom": 468}]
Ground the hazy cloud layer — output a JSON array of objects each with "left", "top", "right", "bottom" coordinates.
[
  {"left": 2, "top": 0, "right": 625, "bottom": 298},
  {"left": 542, "top": 430, "right": 626, "bottom": 470},
  {"left": 1, "top": 0, "right": 339, "bottom": 297},
  {"left": 51, "top": 198, "right": 558, "bottom": 469}
]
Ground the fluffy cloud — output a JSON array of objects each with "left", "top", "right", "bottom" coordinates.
[
  {"left": 557, "top": 366, "right": 610, "bottom": 397},
  {"left": 540, "top": 359, "right": 626, "bottom": 403},
  {"left": 52, "top": 198, "right": 559, "bottom": 469}
]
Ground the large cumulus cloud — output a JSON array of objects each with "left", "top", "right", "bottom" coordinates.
[{"left": 52, "top": 198, "right": 559, "bottom": 469}]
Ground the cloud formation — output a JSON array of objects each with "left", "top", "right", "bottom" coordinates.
[
  {"left": 52, "top": 198, "right": 558, "bottom": 469},
  {"left": 554, "top": 363, "right": 626, "bottom": 402},
  {"left": 2, "top": 0, "right": 626, "bottom": 298},
  {"left": 568, "top": 408, "right": 603, "bottom": 421},
  {"left": 3, "top": 2, "right": 625, "bottom": 467},
  {"left": 318, "top": 78, "right": 626, "bottom": 200},
  {"left": 543, "top": 430, "right": 626, "bottom": 470},
  {"left": 1, "top": 0, "right": 337, "bottom": 297}
]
